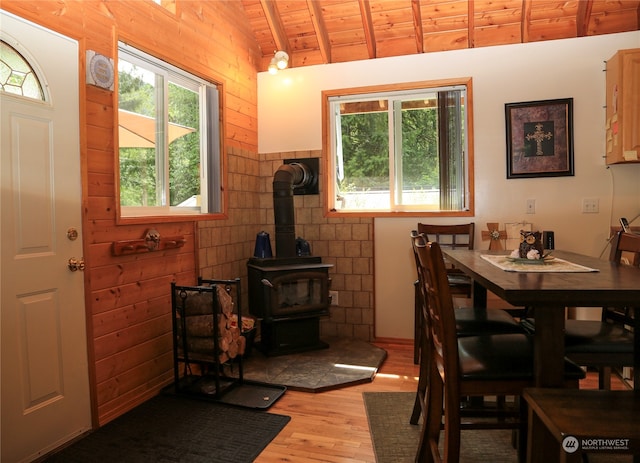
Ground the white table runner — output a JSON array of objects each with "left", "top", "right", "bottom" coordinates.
[{"left": 481, "top": 254, "right": 600, "bottom": 273}]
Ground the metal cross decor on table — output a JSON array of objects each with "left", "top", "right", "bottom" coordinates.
[{"left": 481, "top": 222, "right": 507, "bottom": 250}]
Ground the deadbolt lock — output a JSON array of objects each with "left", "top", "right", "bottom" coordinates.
[{"left": 67, "top": 228, "right": 79, "bottom": 241}]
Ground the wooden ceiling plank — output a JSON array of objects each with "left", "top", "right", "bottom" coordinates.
[
  {"left": 521, "top": 0, "right": 532, "bottom": 43},
  {"left": 576, "top": 0, "right": 593, "bottom": 37},
  {"left": 259, "top": 0, "right": 291, "bottom": 55},
  {"left": 411, "top": 0, "right": 424, "bottom": 53},
  {"left": 242, "top": 0, "right": 639, "bottom": 70},
  {"left": 307, "top": 0, "right": 332, "bottom": 63},
  {"left": 358, "top": 0, "right": 377, "bottom": 58}
]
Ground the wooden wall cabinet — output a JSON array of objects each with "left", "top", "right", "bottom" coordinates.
[{"left": 605, "top": 48, "right": 640, "bottom": 164}]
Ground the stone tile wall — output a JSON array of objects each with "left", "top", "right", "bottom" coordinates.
[
  {"left": 198, "top": 147, "right": 375, "bottom": 341},
  {"left": 261, "top": 150, "right": 375, "bottom": 341}
]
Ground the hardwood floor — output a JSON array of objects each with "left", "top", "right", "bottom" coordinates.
[
  {"left": 256, "top": 341, "right": 418, "bottom": 463},
  {"left": 256, "top": 341, "right": 630, "bottom": 463}
]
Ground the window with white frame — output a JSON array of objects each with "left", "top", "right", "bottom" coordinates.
[
  {"left": 325, "top": 79, "right": 472, "bottom": 215},
  {"left": 117, "top": 42, "right": 221, "bottom": 217}
]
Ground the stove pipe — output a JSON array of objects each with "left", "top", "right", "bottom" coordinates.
[{"left": 273, "top": 162, "right": 313, "bottom": 258}]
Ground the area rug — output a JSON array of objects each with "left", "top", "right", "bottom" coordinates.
[
  {"left": 44, "top": 394, "right": 290, "bottom": 463},
  {"left": 363, "top": 392, "right": 631, "bottom": 463}
]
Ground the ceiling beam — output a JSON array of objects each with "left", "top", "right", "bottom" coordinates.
[
  {"left": 358, "top": 0, "right": 376, "bottom": 59},
  {"left": 576, "top": 0, "right": 593, "bottom": 37},
  {"left": 307, "top": 0, "right": 331, "bottom": 63},
  {"left": 468, "top": 0, "right": 475, "bottom": 48},
  {"left": 259, "top": 0, "right": 290, "bottom": 56},
  {"left": 521, "top": 0, "right": 532, "bottom": 43},
  {"left": 411, "top": 0, "right": 424, "bottom": 53}
]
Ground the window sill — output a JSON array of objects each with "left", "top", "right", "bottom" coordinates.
[
  {"left": 325, "top": 209, "right": 474, "bottom": 219},
  {"left": 116, "top": 212, "right": 227, "bottom": 225}
]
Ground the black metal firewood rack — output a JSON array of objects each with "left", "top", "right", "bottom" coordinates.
[{"left": 169, "top": 278, "right": 286, "bottom": 409}]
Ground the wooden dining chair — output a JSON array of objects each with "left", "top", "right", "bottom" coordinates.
[
  {"left": 414, "top": 223, "right": 473, "bottom": 363},
  {"left": 411, "top": 239, "right": 585, "bottom": 463},
  {"left": 417, "top": 223, "right": 475, "bottom": 297},
  {"left": 412, "top": 229, "right": 525, "bottom": 363},
  {"left": 521, "top": 231, "right": 639, "bottom": 390}
]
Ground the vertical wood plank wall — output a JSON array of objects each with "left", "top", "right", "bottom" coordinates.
[{"left": 2, "top": 1, "right": 261, "bottom": 426}]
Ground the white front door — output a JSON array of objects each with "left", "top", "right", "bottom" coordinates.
[{"left": 1, "top": 11, "right": 91, "bottom": 462}]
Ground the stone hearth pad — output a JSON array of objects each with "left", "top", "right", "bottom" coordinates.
[{"left": 238, "top": 337, "right": 387, "bottom": 392}]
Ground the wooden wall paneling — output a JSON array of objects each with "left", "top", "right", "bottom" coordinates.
[
  {"left": 2, "top": 0, "right": 262, "bottom": 426},
  {"left": 89, "top": 253, "right": 195, "bottom": 291},
  {"left": 86, "top": 121, "right": 115, "bottom": 154},
  {"left": 92, "top": 295, "right": 173, "bottom": 339},
  {"left": 94, "top": 334, "right": 174, "bottom": 384},
  {"left": 86, "top": 149, "right": 115, "bottom": 175},
  {"left": 97, "top": 369, "right": 175, "bottom": 426},
  {"left": 85, "top": 98, "right": 113, "bottom": 129},
  {"left": 96, "top": 350, "right": 174, "bottom": 405},
  {"left": 226, "top": 92, "right": 258, "bottom": 120},
  {"left": 93, "top": 312, "right": 172, "bottom": 362},
  {"left": 226, "top": 105, "right": 257, "bottom": 132},
  {"left": 87, "top": 172, "right": 116, "bottom": 198},
  {"left": 84, "top": 196, "right": 118, "bottom": 222},
  {"left": 91, "top": 275, "right": 187, "bottom": 317}
]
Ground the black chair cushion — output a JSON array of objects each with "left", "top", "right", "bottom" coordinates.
[
  {"left": 458, "top": 333, "right": 586, "bottom": 381},
  {"left": 455, "top": 308, "right": 527, "bottom": 337},
  {"left": 521, "top": 318, "right": 634, "bottom": 354},
  {"left": 447, "top": 274, "right": 471, "bottom": 287},
  {"left": 564, "top": 320, "right": 634, "bottom": 354}
]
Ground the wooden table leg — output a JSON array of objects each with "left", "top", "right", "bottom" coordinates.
[
  {"left": 532, "top": 306, "right": 566, "bottom": 388},
  {"left": 472, "top": 280, "right": 487, "bottom": 309},
  {"left": 528, "top": 306, "right": 567, "bottom": 462}
]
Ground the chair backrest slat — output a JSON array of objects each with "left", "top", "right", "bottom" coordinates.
[{"left": 417, "top": 223, "right": 475, "bottom": 250}]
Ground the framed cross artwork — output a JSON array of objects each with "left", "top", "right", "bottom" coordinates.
[{"left": 505, "top": 98, "right": 574, "bottom": 179}]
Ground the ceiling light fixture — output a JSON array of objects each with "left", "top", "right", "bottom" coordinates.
[{"left": 268, "top": 50, "right": 289, "bottom": 74}]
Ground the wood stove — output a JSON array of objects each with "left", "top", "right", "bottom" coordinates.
[
  {"left": 248, "top": 256, "right": 331, "bottom": 356},
  {"left": 248, "top": 158, "right": 332, "bottom": 356}
]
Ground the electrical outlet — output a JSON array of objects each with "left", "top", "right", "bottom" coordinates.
[
  {"left": 582, "top": 198, "right": 599, "bottom": 213},
  {"left": 329, "top": 290, "right": 339, "bottom": 306},
  {"left": 526, "top": 199, "right": 536, "bottom": 214}
]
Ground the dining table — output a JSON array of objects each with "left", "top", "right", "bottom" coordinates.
[
  {"left": 443, "top": 249, "right": 640, "bottom": 462},
  {"left": 442, "top": 249, "right": 640, "bottom": 389}
]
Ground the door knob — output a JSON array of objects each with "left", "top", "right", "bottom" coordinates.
[{"left": 68, "top": 257, "right": 85, "bottom": 272}]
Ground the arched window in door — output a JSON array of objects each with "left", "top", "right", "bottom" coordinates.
[{"left": 0, "top": 40, "right": 45, "bottom": 100}]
